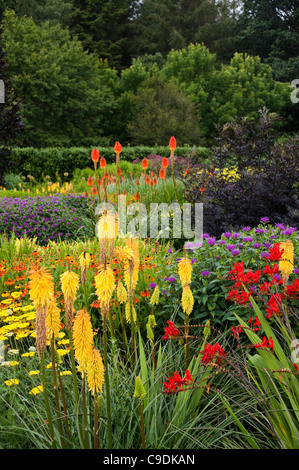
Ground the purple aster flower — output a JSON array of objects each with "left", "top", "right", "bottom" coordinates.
[
  {"left": 168, "top": 277, "right": 177, "bottom": 283},
  {"left": 207, "top": 237, "right": 216, "bottom": 246},
  {"left": 243, "top": 237, "right": 253, "bottom": 243},
  {"left": 293, "top": 268, "right": 299, "bottom": 274},
  {"left": 260, "top": 217, "right": 269, "bottom": 223},
  {"left": 201, "top": 271, "right": 210, "bottom": 277},
  {"left": 264, "top": 242, "right": 272, "bottom": 248},
  {"left": 223, "top": 232, "right": 233, "bottom": 238},
  {"left": 226, "top": 244, "right": 235, "bottom": 251},
  {"left": 242, "top": 226, "right": 251, "bottom": 231},
  {"left": 149, "top": 283, "right": 157, "bottom": 289},
  {"left": 231, "top": 249, "right": 240, "bottom": 256},
  {"left": 252, "top": 243, "right": 261, "bottom": 248},
  {"left": 260, "top": 252, "right": 269, "bottom": 258},
  {"left": 255, "top": 228, "right": 265, "bottom": 234}
]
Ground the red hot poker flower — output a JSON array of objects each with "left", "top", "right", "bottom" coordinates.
[
  {"left": 91, "top": 147, "right": 99, "bottom": 163},
  {"left": 162, "top": 157, "right": 169, "bottom": 168},
  {"left": 142, "top": 158, "right": 149, "bottom": 170},
  {"left": 114, "top": 141, "right": 122, "bottom": 154},
  {"left": 169, "top": 136, "right": 177, "bottom": 151}
]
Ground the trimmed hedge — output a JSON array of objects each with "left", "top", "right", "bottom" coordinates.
[{"left": 10, "top": 145, "right": 212, "bottom": 181}]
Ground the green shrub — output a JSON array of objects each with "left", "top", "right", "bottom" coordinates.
[{"left": 10, "top": 145, "right": 211, "bottom": 181}]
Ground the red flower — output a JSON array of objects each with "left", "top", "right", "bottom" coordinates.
[
  {"left": 162, "top": 369, "right": 193, "bottom": 394},
  {"left": 255, "top": 336, "right": 274, "bottom": 352},
  {"left": 286, "top": 278, "right": 299, "bottom": 298},
  {"left": 159, "top": 167, "right": 166, "bottom": 179},
  {"left": 100, "top": 157, "right": 106, "bottom": 168},
  {"left": 227, "top": 288, "right": 252, "bottom": 305},
  {"left": 169, "top": 136, "right": 177, "bottom": 151},
  {"left": 163, "top": 320, "right": 180, "bottom": 341},
  {"left": 248, "top": 316, "right": 261, "bottom": 332},
  {"left": 266, "top": 293, "right": 284, "bottom": 318},
  {"left": 200, "top": 342, "right": 226, "bottom": 366},
  {"left": 87, "top": 175, "right": 94, "bottom": 186},
  {"left": 162, "top": 157, "right": 169, "bottom": 168},
  {"left": 231, "top": 325, "right": 243, "bottom": 339},
  {"left": 114, "top": 141, "right": 122, "bottom": 154},
  {"left": 145, "top": 174, "right": 151, "bottom": 185},
  {"left": 142, "top": 158, "right": 149, "bottom": 170},
  {"left": 263, "top": 264, "right": 279, "bottom": 277},
  {"left": 91, "top": 147, "right": 99, "bottom": 163},
  {"left": 267, "top": 243, "right": 284, "bottom": 261}
]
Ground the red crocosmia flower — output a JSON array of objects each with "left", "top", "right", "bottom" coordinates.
[
  {"left": 114, "top": 141, "right": 122, "bottom": 154},
  {"left": 169, "top": 136, "right": 177, "bottom": 151},
  {"left": 163, "top": 320, "right": 180, "bottom": 341},
  {"left": 162, "top": 157, "right": 169, "bottom": 168},
  {"left": 162, "top": 369, "right": 193, "bottom": 394},
  {"left": 286, "top": 278, "right": 299, "bottom": 298},
  {"left": 200, "top": 342, "right": 226, "bottom": 366},
  {"left": 263, "top": 264, "right": 279, "bottom": 277},
  {"left": 267, "top": 243, "right": 284, "bottom": 261},
  {"left": 100, "top": 157, "right": 106, "bottom": 168},
  {"left": 159, "top": 167, "right": 166, "bottom": 179},
  {"left": 87, "top": 175, "right": 94, "bottom": 186},
  {"left": 142, "top": 158, "right": 149, "bottom": 170},
  {"left": 91, "top": 147, "right": 99, "bottom": 163},
  {"left": 266, "top": 293, "right": 284, "bottom": 318},
  {"left": 248, "top": 316, "right": 261, "bottom": 332},
  {"left": 255, "top": 336, "right": 274, "bottom": 352},
  {"left": 231, "top": 325, "right": 243, "bottom": 339},
  {"left": 226, "top": 288, "right": 252, "bottom": 305}
]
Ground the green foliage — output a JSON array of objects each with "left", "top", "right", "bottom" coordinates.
[
  {"left": 126, "top": 75, "right": 202, "bottom": 146},
  {"left": 9, "top": 145, "right": 211, "bottom": 180},
  {"left": 2, "top": 10, "right": 120, "bottom": 147}
]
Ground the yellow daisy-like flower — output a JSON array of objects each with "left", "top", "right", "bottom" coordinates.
[
  {"left": 72, "top": 308, "right": 94, "bottom": 371},
  {"left": 279, "top": 240, "right": 294, "bottom": 287},
  {"left": 86, "top": 348, "right": 105, "bottom": 395},
  {"left": 28, "top": 370, "right": 40, "bottom": 376},
  {"left": 4, "top": 379, "right": 19, "bottom": 386},
  {"left": 94, "top": 266, "right": 115, "bottom": 308},
  {"left": 178, "top": 257, "right": 192, "bottom": 287},
  {"left": 56, "top": 349, "right": 69, "bottom": 356},
  {"left": 8, "top": 361, "right": 19, "bottom": 366},
  {"left": 22, "top": 352, "right": 35, "bottom": 358},
  {"left": 60, "top": 370, "right": 72, "bottom": 376},
  {"left": 29, "top": 385, "right": 43, "bottom": 395},
  {"left": 28, "top": 266, "right": 54, "bottom": 310},
  {"left": 181, "top": 285, "right": 194, "bottom": 316}
]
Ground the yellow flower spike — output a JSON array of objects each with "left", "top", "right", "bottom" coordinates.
[
  {"left": 124, "top": 238, "right": 139, "bottom": 292},
  {"left": 79, "top": 251, "right": 91, "bottom": 285},
  {"left": 149, "top": 285, "right": 159, "bottom": 306},
  {"left": 279, "top": 240, "right": 294, "bottom": 287},
  {"left": 28, "top": 266, "right": 54, "bottom": 310},
  {"left": 116, "top": 281, "right": 127, "bottom": 304},
  {"left": 134, "top": 376, "right": 146, "bottom": 400},
  {"left": 86, "top": 348, "right": 105, "bottom": 395},
  {"left": 46, "top": 296, "right": 61, "bottom": 340},
  {"left": 72, "top": 308, "right": 94, "bottom": 373},
  {"left": 60, "top": 270, "right": 79, "bottom": 329},
  {"left": 94, "top": 266, "right": 115, "bottom": 309},
  {"left": 97, "top": 210, "right": 119, "bottom": 240},
  {"left": 125, "top": 302, "right": 137, "bottom": 324},
  {"left": 178, "top": 257, "right": 192, "bottom": 287},
  {"left": 181, "top": 285, "right": 194, "bottom": 316}
]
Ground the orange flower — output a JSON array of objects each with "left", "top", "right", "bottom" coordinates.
[
  {"left": 162, "top": 157, "right": 169, "bottom": 168},
  {"left": 91, "top": 148, "right": 100, "bottom": 163},
  {"left": 142, "top": 158, "right": 149, "bottom": 170},
  {"left": 185, "top": 166, "right": 190, "bottom": 175},
  {"left": 169, "top": 136, "right": 177, "bottom": 151},
  {"left": 134, "top": 192, "right": 140, "bottom": 202},
  {"left": 159, "top": 167, "right": 166, "bottom": 179},
  {"left": 87, "top": 175, "right": 94, "bottom": 186},
  {"left": 136, "top": 178, "right": 140, "bottom": 186},
  {"left": 100, "top": 157, "right": 106, "bottom": 168},
  {"left": 91, "top": 186, "right": 98, "bottom": 195},
  {"left": 145, "top": 174, "right": 151, "bottom": 184},
  {"left": 117, "top": 165, "right": 122, "bottom": 176},
  {"left": 114, "top": 141, "right": 122, "bottom": 154}
]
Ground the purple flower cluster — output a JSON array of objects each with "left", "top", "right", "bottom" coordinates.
[{"left": 0, "top": 194, "right": 92, "bottom": 244}]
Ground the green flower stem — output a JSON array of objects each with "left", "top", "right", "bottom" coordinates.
[
  {"left": 103, "top": 313, "right": 113, "bottom": 449},
  {"left": 50, "top": 337, "right": 65, "bottom": 449},
  {"left": 94, "top": 393, "right": 100, "bottom": 449},
  {"left": 82, "top": 375, "right": 90, "bottom": 449},
  {"left": 40, "top": 352, "right": 57, "bottom": 449}
]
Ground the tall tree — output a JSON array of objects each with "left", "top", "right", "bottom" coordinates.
[
  {"left": 132, "top": 0, "right": 239, "bottom": 64},
  {"left": 4, "top": 0, "right": 73, "bottom": 26},
  {"left": 2, "top": 10, "right": 120, "bottom": 147},
  {"left": 236, "top": 0, "right": 299, "bottom": 82},
  {"left": 0, "top": 21, "right": 23, "bottom": 185},
  {"left": 69, "top": 0, "right": 137, "bottom": 69}
]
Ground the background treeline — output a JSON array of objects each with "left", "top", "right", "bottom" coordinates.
[{"left": 0, "top": 0, "right": 298, "bottom": 150}]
